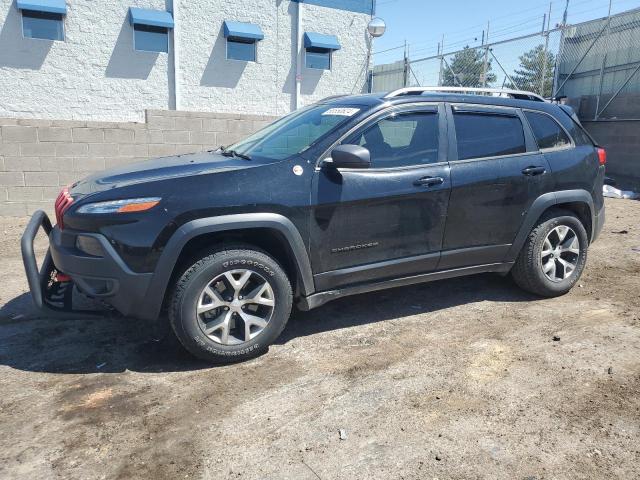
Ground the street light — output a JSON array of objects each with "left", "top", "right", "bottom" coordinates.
[{"left": 365, "top": 17, "right": 386, "bottom": 93}]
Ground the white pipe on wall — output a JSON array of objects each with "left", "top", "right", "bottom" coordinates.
[
  {"left": 294, "top": 0, "right": 303, "bottom": 111},
  {"left": 169, "top": 0, "right": 181, "bottom": 110}
]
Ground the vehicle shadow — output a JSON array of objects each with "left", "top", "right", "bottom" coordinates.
[
  {"left": 0, "top": 274, "right": 536, "bottom": 375},
  {"left": 278, "top": 273, "right": 536, "bottom": 344},
  {"left": 0, "top": 293, "right": 209, "bottom": 375}
]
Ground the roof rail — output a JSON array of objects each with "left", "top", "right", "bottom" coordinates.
[{"left": 384, "top": 86, "right": 547, "bottom": 102}]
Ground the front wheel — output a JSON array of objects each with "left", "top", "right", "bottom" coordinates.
[
  {"left": 168, "top": 248, "right": 293, "bottom": 363},
  {"left": 511, "top": 210, "right": 588, "bottom": 297}
]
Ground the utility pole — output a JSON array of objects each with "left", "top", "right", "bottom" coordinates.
[
  {"left": 403, "top": 40, "right": 409, "bottom": 87},
  {"left": 407, "top": 43, "right": 412, "bottom": 86},
  {"left": 594, "top": 0, "right": 613, "bottom": 119},
  {"left": 482, "top": 21, "right": 490, "bottom": 87},
  {"left": 438, "top": 35, "right": 445, "bottom": 86},
  {"left": 364, "top": 33, "right": 373, "bottom": 93},
  {"left": 540, "top": 2, "right": 552, "bottom": 97},
  {"left": 562, "top": 0, "right": 569, "bottom": 25},
  {"left": 553, "top": 0, "right": 570, "bottom": 97}
]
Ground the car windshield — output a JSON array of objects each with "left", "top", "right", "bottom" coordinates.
[{"left": 225, "top": 104, "right": 362, "bottom": 162}]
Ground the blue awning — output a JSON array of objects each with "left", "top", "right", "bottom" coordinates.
[
  {"left": 129, "top": 7, "right": 174, "bottom": 29},
  {"left": 304, "top": 32, "right": 341, "bottom": 51},
  {"left": 16, "top": 0, "right": 67, "bottom": 15},
  {"left": 223, "top": 21, "right": 264, "bottom": 41}
]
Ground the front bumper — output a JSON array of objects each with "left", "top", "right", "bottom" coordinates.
[{"left": 21, "top": 210, "right": 153, "bottom": 318}]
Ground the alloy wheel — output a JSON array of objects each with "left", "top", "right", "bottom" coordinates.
[
  {"left": 196, "top": 269, "right": 275, "bottom": 345},
  {"left": 541, "top": 225, "right": 581, "bottom": 282}
]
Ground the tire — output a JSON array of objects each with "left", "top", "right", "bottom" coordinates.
[
  {"left": 511, "top": 209, "right": 588, "bottom": 298},
  {"left": 168, "top": 247, "right": 293, "bottom": 363}
]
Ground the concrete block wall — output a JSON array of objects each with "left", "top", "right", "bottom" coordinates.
[
  {"left": 569, "top": 94, "right": 640, "bottom": 121},
  {"left": 583, "top": 120, "right": 640, "bottom": 189},
  {"left": 0, "top": 110, "right": 276, "bottom": 216}
]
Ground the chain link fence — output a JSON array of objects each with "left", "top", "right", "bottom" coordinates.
[
  {"left": 371, "top": 7, "right": 640, "bottom": 120},
  {"left": 555, "top": 8, "right": 640, "bottom": 119}
]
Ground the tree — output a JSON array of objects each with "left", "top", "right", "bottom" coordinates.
[
  {"left": 512, "top": 44, "right": 556, "bottom": 97},
  {"left": 441, "top": 46, "right": 496, "bottom": 88}
]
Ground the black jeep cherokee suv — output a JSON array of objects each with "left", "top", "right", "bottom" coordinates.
[{"left": 22, "top": 87, "right": 606, "bottom": 363}]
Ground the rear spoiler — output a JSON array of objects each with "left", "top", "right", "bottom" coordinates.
[{"left": 559, "top": 104, "right": 580, "bottom": 124}]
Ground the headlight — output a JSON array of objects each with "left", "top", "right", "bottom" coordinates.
[{"left": 76, "top": 197, "right": 161, "bottom": 214}]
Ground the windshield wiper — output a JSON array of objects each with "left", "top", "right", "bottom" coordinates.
[
  {"left": 231, "top": 151, "right": 252, "bottom": 160},
  {"left": 219, "top": 145, "right": 251, "bottom": 161}
]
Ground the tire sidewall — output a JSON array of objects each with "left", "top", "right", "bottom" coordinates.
[
  {"left": 174, "top": 251, "right": 292, "bottom": 361},
  {"left": 530, "top": 215, "right": 588, "bottom": 294}
]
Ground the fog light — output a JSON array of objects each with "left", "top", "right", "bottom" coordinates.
[{"left": 76, "top": 235, "right": 104, "bottom": 257}]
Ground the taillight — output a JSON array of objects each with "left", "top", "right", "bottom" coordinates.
[
  {"left": 54, "top": 187, "right": 74, "bottom": 229},
  {"left": 597, "top": 147, "right": 607, "bottom": 166}
]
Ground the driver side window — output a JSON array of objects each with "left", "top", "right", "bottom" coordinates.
[{"left": 343, "top": 111, "right": 439, "bottom": 168}]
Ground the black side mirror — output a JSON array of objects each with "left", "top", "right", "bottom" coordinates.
[{"left": 327, "top": 145, "right": 371, "bottom": 169}]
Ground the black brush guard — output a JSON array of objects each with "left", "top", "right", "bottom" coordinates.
[{"left": 21, "top": 210, "right": 107, "bottom": 316}]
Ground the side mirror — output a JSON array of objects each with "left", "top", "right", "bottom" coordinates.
[{"left": 327, "top": 145, "right": 371, "bottom": 169}]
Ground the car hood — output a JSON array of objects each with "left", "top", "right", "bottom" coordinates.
[{"left": 70, "top": 151, "right": 260, "bottom": 195}]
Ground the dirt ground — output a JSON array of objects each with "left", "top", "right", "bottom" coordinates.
[{"left": 0, "top": 198, "right": 639, "bottom": 480}]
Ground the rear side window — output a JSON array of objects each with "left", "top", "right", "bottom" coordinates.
[
  {"left": 345, "top": 111, "right": 439, "bottom": 167},
  {"left": 525, "top": 111, "right": 571, "bottom": 150},
  {"left": 569, "top": 120, "right": 594, "bottom": 146},
  {"left": 453, "top": 112, "right": 526, "bottom": 160}
]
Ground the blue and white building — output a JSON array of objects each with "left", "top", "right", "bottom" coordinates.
[{"left": 0, "top": 0, "right": 375, "bottom": 121}]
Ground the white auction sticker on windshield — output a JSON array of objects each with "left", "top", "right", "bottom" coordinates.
[{"left": 322, "top": 108, "right": 360, "bottom": 117}]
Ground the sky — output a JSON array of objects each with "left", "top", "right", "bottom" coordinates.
[{"left": 373, "top": 0, "right": 640, "bottom": 64}]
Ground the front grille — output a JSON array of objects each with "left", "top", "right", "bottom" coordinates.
[{"left": 54, "top": 187, "right": 73, "bottom": 229}]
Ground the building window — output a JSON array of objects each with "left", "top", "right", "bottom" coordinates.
[
  {"left": 129, "top": 7, "right": 174, "bottom": 54},
  {"left": 17, "top": 0, "right": 67, "bottom": 41},
  {"left": 22, "top": 10, "right": 64, "bottom": 41},
  {"left": 303, "top": 32, "right": 340, "bottom": 71},
  {"left": 227, "top": 38, "right": 257, "bottom": 62},
  {"left": 223, "top": 21, "right": 264, "bottom": 62},
  {"left": 306, "top": 47, "right": 332, "bottom": 70},
  {"left": 133, "top": 24, "right": 169, "bottom": 53}
]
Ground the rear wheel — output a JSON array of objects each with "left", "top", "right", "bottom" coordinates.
[
  {"left": 511, "top": 210, "right": 588, "bottom": 297},
  {"left": 169, "top": 248, "right": 293, "bottom": 363}
]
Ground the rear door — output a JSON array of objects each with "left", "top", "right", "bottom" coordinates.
[
  {"left": 522, "top": 109, "right": 584, "bottom": 189},
  {"left": 522, "top": 109, "right": 604, "bottom": 222},
  {"left": 440, "top": 103, "right": 553, "bottom": 270}
]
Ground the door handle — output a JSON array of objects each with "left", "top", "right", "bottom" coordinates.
[
  {"left": 414, "top": 176, "right": 445, "bottom": 187},
  {"left": 521, "top": 166, "right": 547, "bottom": 176}
]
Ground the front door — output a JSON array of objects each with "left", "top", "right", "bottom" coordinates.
[{"left": 309, "top": 104, "right": 451, "bottom": 291}]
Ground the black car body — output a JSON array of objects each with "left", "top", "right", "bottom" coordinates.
[{"left": 22, "top": 87, "right": 606, "bottom": 361}]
